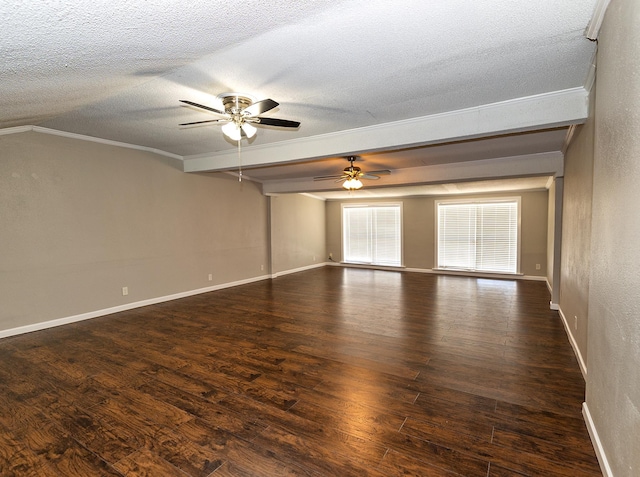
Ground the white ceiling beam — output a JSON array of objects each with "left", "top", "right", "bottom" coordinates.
[
  {"left": 262, "top": 152, "right": 564, "bottom": 195},
  {"left": 183, "top": 88, "right": 588, "bottom": 173}
]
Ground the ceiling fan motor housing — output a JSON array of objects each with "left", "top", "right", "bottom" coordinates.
[
  {"left": 344, "top": 157, "right": 361, "bottom": 177},
  {"left": 219, "top": 94, "right": 254, "bottom": 114},
  {"left": 344, "top": 165, "right": 361, "bottom": 176}
]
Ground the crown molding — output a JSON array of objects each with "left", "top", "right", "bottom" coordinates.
[
  {"left": 0, "top": 125, "right": 33, "bottom": 135},
  {"left": 563, "top": 124, "right": 578, "bottom": 155},
  {"left": 0, "top": 125, "right": 184, "bottom": 160},
  {"left": 545, "top": 176, "right": 555, "bottom": 189},
  {"left": 585, "top": 52, "right": 597, "bottom": 93},
  {"left": 585, "top": 0, "right": 612, "bottom": 40}
]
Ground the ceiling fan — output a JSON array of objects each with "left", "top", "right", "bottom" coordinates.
[
  {"left": 314, "top": 156, "right": 391, "bottom": 190},
  {"left": 179, "top": 93, "right": 300, "bottom": 141}
]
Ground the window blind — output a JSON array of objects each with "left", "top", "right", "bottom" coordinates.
[
  {"left": 437, "top": 200, "right": 519, "bottom": 274},
  {"left": 343, "top": 205, "right": 401, "bottom": 266}
]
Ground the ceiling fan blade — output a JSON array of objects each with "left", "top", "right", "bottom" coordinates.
[
  {"left": 179, "top": 100, "right": 226, "bottom": 116},
  {"left": 244, "top": 98, "right": 279, "bottom": 116},
  {"left": 313, "top": 174, "right": 344, "bottom": 181},
  {"left": 179, "top": 119, "right": 227, "bottom": 126},
  {"left": 360, "top": 174, "right": 381, "bottom": 180},
  {"left": 255, "top": 117, "right": 301, "bottom": 128},
  {"left": 365, "top": 170, "right": 391, "bottom": 176}
]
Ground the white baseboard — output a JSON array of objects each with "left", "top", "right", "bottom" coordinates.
[
  {"left": 558, "top": 307, "right": 588, "bottom": 379},
  {"left": 412, "top": 268, "right": 547, "bottom": 282},
  {"left": 271, "top": 262, "right": 326, "bottom": 279},
  {"left": 583, "top": 402, "right": 614, "bottom": 477},
  {"left": 333, "top": 263, "right": 547, "bottom": 281},
  {"left": 0, "top": 274, "right": 271, "bottom": 340},
  {"left": 331, "top": 262, "right": 406, "bottom": 273}
]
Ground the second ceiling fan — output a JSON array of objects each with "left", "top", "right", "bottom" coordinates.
[{"left": 314, "top": 156, "right": 391, "bottom": 190}]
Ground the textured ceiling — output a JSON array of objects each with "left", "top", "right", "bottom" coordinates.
[{"left": 1, "top": 0, "right": 598, "bottom": 195}]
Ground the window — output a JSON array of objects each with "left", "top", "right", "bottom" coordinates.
[
  {"left": 342, "top": 204, "right": 402, "bottom": 266},
  {"left": 436, "top": 198, "right": 520, "bottom": 274}
]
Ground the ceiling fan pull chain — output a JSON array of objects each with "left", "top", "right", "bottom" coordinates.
[{"left": 237, "top": 138, "right": 242, "bottom": 182}]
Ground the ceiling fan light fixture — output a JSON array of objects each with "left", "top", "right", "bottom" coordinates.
[
  {"left": 241, "top": 122, "right": 257, "bottom": 139},
  {"left": 221, "top": 121, "right": 242, "bottom": 141},
  {"left": 343, "top": 178, "right": 363, "bottom": 190}
]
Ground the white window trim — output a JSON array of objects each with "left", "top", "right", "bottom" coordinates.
[
  {"left": 434, "top": 197, "right": 522, "bottom": 275},
  {"left": 341, "top": 202, "right": 404, "bottom": 267}
]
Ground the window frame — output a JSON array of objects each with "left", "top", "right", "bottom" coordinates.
[
  {"left": 341, "top": 202, "right": 404, "bottom": 267},
  {"left": 434, "top": 197, "right": 522, "bottom": 275}
]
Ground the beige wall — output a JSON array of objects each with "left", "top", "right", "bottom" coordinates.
[
  {"left": 585, "top": 0, "right": 640, "bottom": 474},
  {"left": 0, "top": 131, "right": 269, "bottom": 333},
  {"left": 560, "top": 90, "right": 595, "bottom": 371},
  {"left": 326, "top": 191, "right": 548, "bottom": 276},
  {"left": 269, "top": 194, "right": 326, "bottom": 274}
]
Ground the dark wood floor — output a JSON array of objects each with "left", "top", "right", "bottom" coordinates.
[{"left": 0, "top": 267, "right": 601, "bottom": 476}]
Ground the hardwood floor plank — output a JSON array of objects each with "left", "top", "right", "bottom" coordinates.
[
  {"left": 0, "top": 431, "right": 62, "bottom": 477},
  {"left": 491, "top": 427, "right": 601, "bottom": 475},
  {"left": 250, "top": 425, "right": 388, "bottom": 477},
  {"left": 287, "top": 398, "right": 406, "bottom": 443},
  {"left": 137, "top": 379, "right": 266, "bottom": 440},
  {"left": 212, "top": 459, "right": 313, "bottom": 477},
  {"left": 487, "top": 463, "right": 528, "bottom": 476},
  {"left": 377, "top": 449, "right": 468, "bottom": 476},
  {"left": 39, "top": 401, "right": 138, "bottom": 463},
  {"left": 311, "top": 363, "right": 420, "bottom": 404},
  {"left": 88, "top": 396, "right": 224, "bottom": 477},
  {"left": 145, "top": 427, "right": 223, "bottom": 477},
  {"left": 410, "top": 383, "right": 498, "bottom": 412},
  {"left": 382, "top": 431, "right": 490, "bottom": 476},
  {"left": 293, "top": 343, "right": 421, "bottom": 380},
  {"left": 411, "top": 393, "right": 496, "bottom": 440},
  {"left": 493, "top": 400, "right": 597, "bottom": 455},
  {"left": 113, "top": 448, "right": 189, "bottom": 477},
  {"left": 5, "top": 411, "right": 121, "bottom": 476},
  {"left": 93, "top": 379, "right": 194, "bottom": 429},
  {"left": 172, "top": 360, "right": 300, "bottom": 412}
]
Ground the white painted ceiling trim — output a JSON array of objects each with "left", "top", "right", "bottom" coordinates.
[
  {"left": 0, "top": 125, "right": 33, "bottom": 136},
  {"left": 585, "top": 0, "right": 613, "bottom": 40},
  {"left": 0, "top": 125, "right": 184, "bottom": 160},
  {"left": 262, "top": 151, "right": 564, "bottom": 195},
  {"left": 545, "top": 176, "right": 556, "bottom": 189},
  {"left": 584, "top": 49, "right": 598, "bottom": 93},
  {"left": 184, "top": 88, "right": 588, "bottom": 173}
]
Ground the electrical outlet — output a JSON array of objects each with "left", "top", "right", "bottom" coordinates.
[
  {"left": 122, "top": 286, "right": 128, "bottom": 296},
  {"left": 574, "top": 315, "right": 578, "bottom": 330},
  {"left": 260, "top": 264, "right": 264, "bottom": 271},
  {"left": 329, "top": 252, "right": 333, "bottom": 259},
  {"left": 208, "top": 273, "right": 213, "bottom": 281},
  {"left": 536, "top": 263, "right": 541, "bottom": 270},
  {"left": 313, "top": 255, "right": 316, "bottom": 261}
]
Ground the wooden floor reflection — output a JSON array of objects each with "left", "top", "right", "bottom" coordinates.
[{"left": 0, "top": 267, "right": 601, "bottom": 476}]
